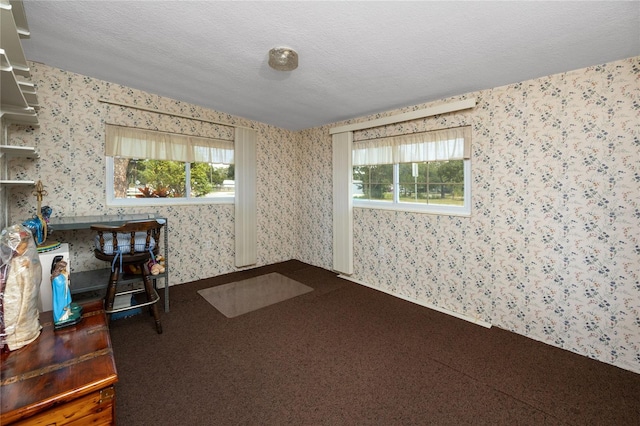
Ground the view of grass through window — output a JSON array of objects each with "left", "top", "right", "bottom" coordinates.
[
  {"left": 353, "top": 160, "right": 464, "bottom": 205},
  {"left": 113, "top": 158, "right": 234, "bottom": 198}
]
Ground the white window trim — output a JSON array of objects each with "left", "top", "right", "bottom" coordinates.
[
  {"left": 105, "top": 157, "right": 233, "bottom": 206},
  {"left": 353, "top": 160, "right": 471, "bottom": 217}
]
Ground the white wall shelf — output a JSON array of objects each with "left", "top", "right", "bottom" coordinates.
[
  {"left": 0, "top": 1, "right": 38, "bottom": 126},
  {"left": 0, "top": 145, "right": 37, "bottom": 188},
  {"left": 1, "top": 0, "right": 39, "bottom": 229},
  {"left": 1, "top": 2, "right": 30, "bottom": 76},
  {"left": 0, "top": 179, "right": 35, "bottom": 186},
  {"left": 0, "top": 144, "right": 38, "bottom": 158}
]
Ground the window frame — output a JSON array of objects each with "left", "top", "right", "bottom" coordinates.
[
  {"left": 351, "top": 125, "right": 472, "bottom": 217},
  {"left": 353, "top": 159, "right": 471, "bottom": 216},
  {"left": 105, "top": 157, "right": 234, "bottom": 206}
]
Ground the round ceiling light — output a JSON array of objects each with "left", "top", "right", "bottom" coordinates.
[{"left": 268, "top": 47, "right": 298, "bottom": 71}]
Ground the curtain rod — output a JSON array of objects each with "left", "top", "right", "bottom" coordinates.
[
  {"left": 353, "top": 124, "right": 471, "bottom": 144},
  {"left": 329, "top": 98, "right": 476, "bottom": 135},
  {"left": 99, "top": 98, "right": 253, "bottom": 130},
  {"left": 105, "top": 122, "right": 234, "bottom": 142}
]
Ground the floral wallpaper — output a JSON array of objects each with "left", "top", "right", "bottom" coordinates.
[
  {"left": 7, "top": 56, "right": 640, "bottom": 375},
  {"left": 296, "top": 57, "right": 640, "bottom": 374},
  {"left": 8, "top": 63, "right": 300, "bottom": 285}
]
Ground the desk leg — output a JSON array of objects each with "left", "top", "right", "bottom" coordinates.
[
  {"left": 163, "top": 218, "right": 169, "bottom": 312},
  {"left": 164, "top": 278, "right": 169, "bottom": 312}
]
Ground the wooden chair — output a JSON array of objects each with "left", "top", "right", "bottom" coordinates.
[{"left": 91, "top": 220, "right": 164, "bottom": 334}]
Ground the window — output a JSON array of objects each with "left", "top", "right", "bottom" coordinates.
[
  {"left": 105, "top": 124, "right": 234, "bottom": 206},
  {"left": 352, "top": 126, "right": 471, "bottom": 215}
]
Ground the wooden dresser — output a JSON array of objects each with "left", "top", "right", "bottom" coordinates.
[{"left": 1, "top": 301, "right": 118, "bottom": 425}]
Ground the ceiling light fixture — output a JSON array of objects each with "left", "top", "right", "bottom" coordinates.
[{"left": 268, "top": 47, "right": 298, "bottom": 71}]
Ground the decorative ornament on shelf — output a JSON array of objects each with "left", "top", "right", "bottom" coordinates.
[{"left": 22, "top": 180, "right": 60, "bottom": 253}]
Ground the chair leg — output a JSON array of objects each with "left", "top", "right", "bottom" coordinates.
[
  {"left": 104, "top": 269, "right": 120, "bottom": 321},
  {"left": 142, "top": 263, "right": 162, "bottom": 334}
]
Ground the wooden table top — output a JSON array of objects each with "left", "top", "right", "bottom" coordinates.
[{"left": 1, "top": 300, "right": 118, "bottom": 424}]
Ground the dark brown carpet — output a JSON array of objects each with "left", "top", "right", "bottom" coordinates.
[{"left": 108, "top": 260, "right": 640, "bottom": 425}]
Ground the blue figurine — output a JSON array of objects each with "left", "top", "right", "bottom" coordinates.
[
  {"left": 22, "top": 206, "right": 53, "bottom": 246},
  {"left": 22, "top": 215, "right": 45, "bottom": 246},
  {"left": 51, "top": 259, "right": 82, "bottom": 329},
  {"left": 24, "top": 180, "right": 51, "bottom": 246}
]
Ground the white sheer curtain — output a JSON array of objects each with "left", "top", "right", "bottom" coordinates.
[
  {"left": 332, "top": 131, "right": 353, "bottom": 275},
  {"left": 105, "top": 124, "right": 234, "bottom": 163},
  {"left": 234, "top": 128, "right": 257, "bottom": 267},
  {"left": 352, "top": 125, "right": 471, "bottom": 166}
]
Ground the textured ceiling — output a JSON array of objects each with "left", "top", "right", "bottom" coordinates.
[{"left": 20, "top": 1, "right": 640, "bottom": 131}]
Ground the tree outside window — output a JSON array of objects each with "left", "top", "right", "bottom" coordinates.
[
  {"left": 353, "top": 160, "right": 464, "bottom": 206},
  {"left": 113, "top": 158, "right": 234, "bottom": 198}
]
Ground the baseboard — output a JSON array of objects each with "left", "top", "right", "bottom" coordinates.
[{"left": 338, "top": 274, "right": 492, "bottom": 329}]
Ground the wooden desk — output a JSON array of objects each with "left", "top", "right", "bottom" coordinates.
[{"left": 1, "top": 301, "right": 118, "bottom": 425}]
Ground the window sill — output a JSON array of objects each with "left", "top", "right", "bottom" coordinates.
[
  {"left": 106, "top": 197, "right": 234, "bottom": 207},
  {"left": 353, "top": 200, "right": 470, "bottom": 217}
]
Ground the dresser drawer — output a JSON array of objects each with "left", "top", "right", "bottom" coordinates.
[{"left": 11, "top": 386, "right": 115, "bottom": 426}]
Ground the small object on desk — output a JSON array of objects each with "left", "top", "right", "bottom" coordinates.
[
  {"left": 36, "top": 239, "right": 62, "bottom": 253},
  {"left": 51, "top": 259, "right": 83, "bottom": 329},
  {"left": 148, "top": 256, "right": 165, "bottom": 275}
]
